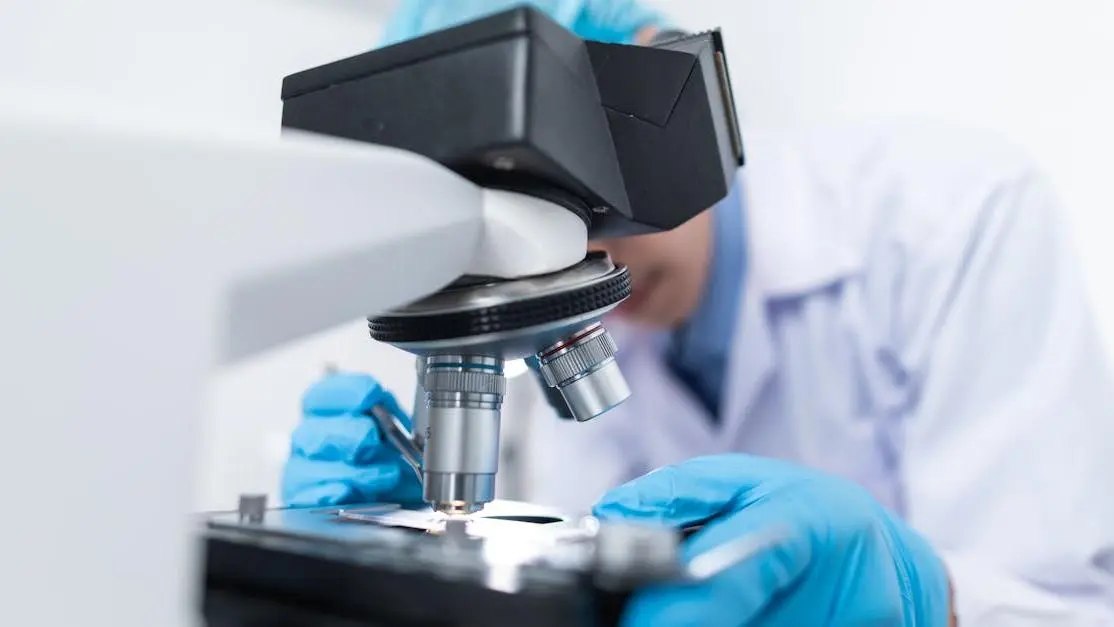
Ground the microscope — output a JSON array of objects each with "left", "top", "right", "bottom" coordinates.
[
  {"left": 201, "top": 7, "right": 744, "bottom": 626},
  {"left": 283, "top": 6, "right": 742, "bottom": 516}
]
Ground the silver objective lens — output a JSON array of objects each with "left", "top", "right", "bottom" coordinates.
[
  {"left": 422, "top": 355, "right": 505, "bottom": 515},
  {"left": 535, "top": 324, "right": 630, "bottom": 422}
]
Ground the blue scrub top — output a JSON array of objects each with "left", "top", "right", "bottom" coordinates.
[{"left": 666, "top": 177, "right": 747, "bottom": 419}]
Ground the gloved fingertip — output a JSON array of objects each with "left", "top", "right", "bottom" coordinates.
[
  {"left": 392, "top": 474, "right": 426, "bottom": 505},
  {"left": 595, "top": 455, "right": 816, "bottom": 526},
  {"left": 591, "top": 500, "right": 657, "bottom": 521},
  {"left": 591, "top": 492, "right": 722, "bottom": 528},
  {"left": 291, "top": 416, "right": 381, "bottom": 463},
  {"left": 351, "top": 464, "right": 402, "bottom": 501},
  {"left": 283, "top": 482, "right": 352, "bottom": 508},
  {"left": 620, "top": 588, "right": 717, "bottom": 627},
  {"left": 302, "top": 373, "right": 390, "bottom": 416}
]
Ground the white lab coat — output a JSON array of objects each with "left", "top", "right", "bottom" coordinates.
[{"left": 522, "top": 122, "right": 1114, "bottom": 624}]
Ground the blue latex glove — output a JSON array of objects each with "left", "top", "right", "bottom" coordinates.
[
  {"left": 593, "top": 455, "right": 953, "bottom": 627},
  {"left": 381, "top": 0, "right": 671, "bottom": 47},
  {"left": 281, "top": 373, "right": 423, "bottom": 507}
]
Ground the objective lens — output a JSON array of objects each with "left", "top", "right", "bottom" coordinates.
[
  {"left": 534, "top": 324, "right": 631, "bottom": 422},
  {"left": 421, "top": 355, "right": 504, "bottom": 515}
]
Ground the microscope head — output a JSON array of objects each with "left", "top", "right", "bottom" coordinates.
[
  {"left": 281, "top": 6, "right": 743, "bottom": 240},
  {"left": 280, "top": 6, "right": 743, "bottom": 514}
]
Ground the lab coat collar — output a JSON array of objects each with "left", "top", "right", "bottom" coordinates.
[
  {"left": 607, "top": 276, "right": 777, "bottom": 449},
  {"left": 608, "top": 132, "right": 865, "bottom": 443},
  {"left": 720, "top": 132, "right": 865, "bottom": 439},
  {"left": 720, "top": 275, "right": 777, "bottom": 441},
  {"left": 740, "top": 132, "right": 864, "bottom": 298}
]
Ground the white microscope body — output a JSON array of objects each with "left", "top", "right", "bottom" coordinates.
[{"left": 0, "top": 107, "right": 584, "bottom": 627}]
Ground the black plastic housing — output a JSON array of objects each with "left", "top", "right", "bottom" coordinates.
[
  {"left": 204, "top": 529, "right": 630, "bottom": 627},
  {"left": 281, "top": 6, "right": 743, "bottom": 238},
  {"left": 584, "top": 33, "right": 743, "bottom": 234}
]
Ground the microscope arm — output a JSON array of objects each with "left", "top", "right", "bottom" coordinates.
[
  {"left": 219, "top": 132, "right": 587, "bottom": 363},
  {"left": 218, "top": 130, "right": 488, "bottom": 362},
  {"left": 0, "top": 110, "right": 590, "bottom": 365},
  {"left": 0, "top": 107, "right": 584, "bottom": 627},
  {"left": 214, "top": 129, "right": 587, "bottom": 363}
]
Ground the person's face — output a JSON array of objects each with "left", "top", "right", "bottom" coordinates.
[{"left": 590, "top": 211, "right": 714, "bottom": 329}]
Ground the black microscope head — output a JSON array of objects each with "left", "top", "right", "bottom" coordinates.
[{"left": 280, "top": 6, "right": 743, "bottom": 239}]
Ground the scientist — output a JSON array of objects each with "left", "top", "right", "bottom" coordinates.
[{"left": 283, "top": 1, "right": 1114, "bottom": 625}]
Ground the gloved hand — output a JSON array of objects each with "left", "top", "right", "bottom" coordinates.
[
  {"left": 381, "top": 0, "right": 670, "bottom": 48},
  {"left": 281, "top": 373, "right": 423, "bottom": 507},
  {"left": 593, "top": 455, "right": 953, "bottom": 627}
]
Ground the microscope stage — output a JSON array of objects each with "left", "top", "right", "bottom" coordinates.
[{"left": 201, "top": 500, "right": 658, "bottom": 627}]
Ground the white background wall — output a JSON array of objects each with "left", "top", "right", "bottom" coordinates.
[
  {"left": 5, "top": 1, "right": 1111, "bottom": 511},
  {"left": 653, "top": 1, "right": 1114, "bottom": 347}
]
